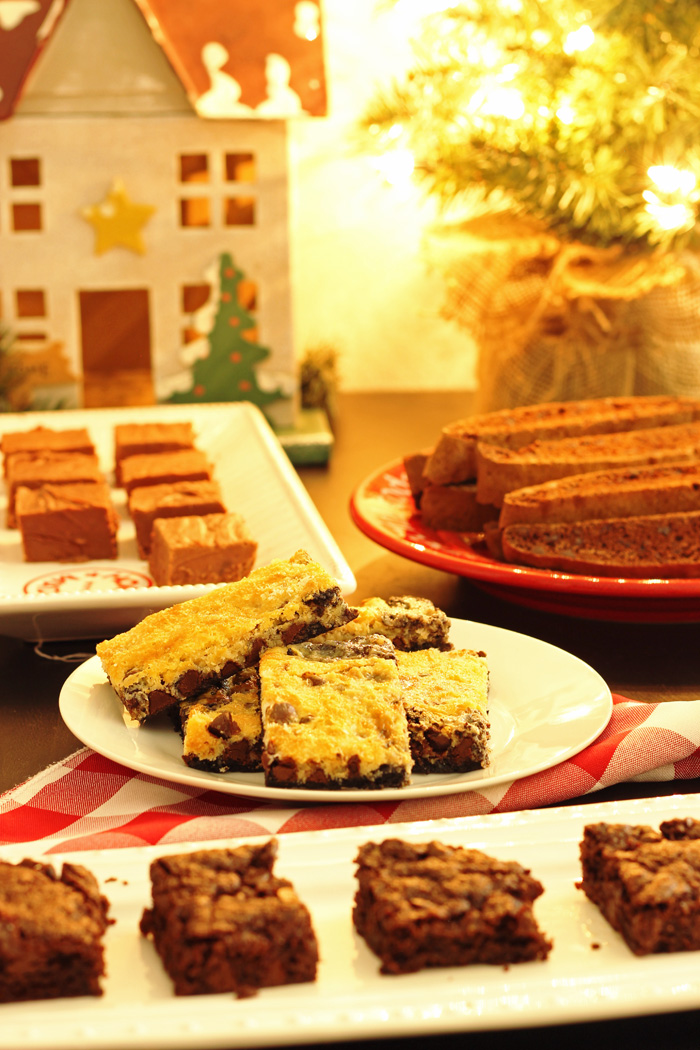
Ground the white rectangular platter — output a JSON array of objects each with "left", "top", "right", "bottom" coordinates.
[
  {"left": 0, "top": 403, "right": 355, "bottom": 641},
  {"left": 1, "top": 793, "right": 699, "bottom": 1050}
]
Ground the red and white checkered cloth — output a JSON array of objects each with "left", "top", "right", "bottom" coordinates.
[{"left": 1, "top": 695, "right": 699, "bottom": 854}]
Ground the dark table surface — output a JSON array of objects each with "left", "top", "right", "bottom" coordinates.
[{"left": 2, "top": 390, "right": 699, "bottom": 1048}]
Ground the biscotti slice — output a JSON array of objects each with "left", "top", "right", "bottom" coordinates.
[
  {"left": 420, "top": 481, "right": 499, "bottom": 532},
  {"left": 477, "top": 420, "right": 700, "bottom": 507},
  {"left": 179, "top": 669, "right": 262, "bottom": 773},
  {"left": 578, "top": 821, "right": 700, "bottom": 955},
  {"left": 353, "top": 838, "right": 552, "bottom": 974},
  {"left": 500, "top": 510, "right": 700, "bottom": 578},
  {"left": 323, "top": 594, "right": 452, "bottom": 651},
  {"left": 140, "top": 840, "right": 318, "bottom": 997},
  {"left": 128, "top": 479, "right": 226, "bottom": 557},
  {"left": 148, "top": 512, "right": 257, "bottom": 586},
  {"left": 17, "top": 481, "right": 119, "bottom": 562},
  {"left": 0, "top": 858, "right": 111, "bottom": 1002},
  {"left": 397, "top": 648, "right": 490, "bottom": 773},
  {"left": 499, "top": 462, "right": 700, "bottom": 529},
  {"left": 96, "top": 549, "right": 358, "bottom": 724},
  {"left": 425, "top": 395, "right": 700, "bottom": 486},
  {"left": 260, "top": 636, "right": 412, "bottom": 790}
]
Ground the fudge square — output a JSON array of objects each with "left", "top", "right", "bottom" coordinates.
[
  {"left": 139, "top": 840, "right": 318, "bottom": 997},
  {"left": 578, "top": 820, "right": 700, "bottom": 955},
  {"left": 96, "top": 549, "right": 358, "bottom": 724},
  {"left": 114, "top": 420, "right": 195, "bottom": 484},
  {"left": 5, "top": 450, "right": 103, "bottom": 527},
  {"left": 260, "top": 635, "right": 412, "bottom": 790},
  {"left": 0, "top": 858, "right": 111, "bottom": 1002},
  {"left": 1, "top": 425, "right": 94, "bottom": 474},
  {"left": 353, "top": 838, "right": 552, "bottom": 975},
  {"left": 397, "top": 647, "right": 490, "bottom": 773},
  {"left": 17, "top": 481, "right": 119, "bottom": 562},
  {"left": 128, "top": 479, "right": 227, "bottom": 557},
  {"left": 120, "top": 448, "right": 212, "bottom": 494},
  {"left": 148, "top": 512, "right": 257, "bottom": 586}
]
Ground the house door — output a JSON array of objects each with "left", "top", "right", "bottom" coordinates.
[{"left": 79, "top": 289, "right": 155, "bottom": 408}]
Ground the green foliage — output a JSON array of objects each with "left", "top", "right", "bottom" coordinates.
[{"left": 363, "top": 0, "right": 700, "bottom": 251}]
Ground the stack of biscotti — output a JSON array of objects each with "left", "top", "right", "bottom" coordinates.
[
  {"left": 407, "top": 395, "right": 700, "bottom": 535},
  {"left": 413, "top": 395, "right": 700, "bottom": 576}
]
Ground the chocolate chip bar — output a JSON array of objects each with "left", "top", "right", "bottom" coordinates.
[
  {"left": 397, "top": 647, "right": 490, "bottom": 773},
  {"left": 324, "top": 594, "right": 452, "bottom": 651},
  {"left": 96, "top": 550, "right": 357, "bottom": 724},
  {"left": 179, "top": 670, "right": 262, "bottom": 773},
  {"left": 260, "top": 636, "right": 412, "bottom": 789}
]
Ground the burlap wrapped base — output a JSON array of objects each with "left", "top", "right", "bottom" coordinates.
[{"left": 426, "top": 218, "right": 699, "bottom": 412}]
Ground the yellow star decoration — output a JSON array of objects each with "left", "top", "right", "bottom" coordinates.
[{"left": 81, "top": 179, "right": 156, "bottom": 255}]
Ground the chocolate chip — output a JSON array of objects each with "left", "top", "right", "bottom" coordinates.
[
  {"left": 177, "top": 669, "right": 204, "bottom": 697},
  {"left": 301, "top": 672, "right": 324, "bottom": 686},
  {"left": 281, "top": 621, "right": 306, "bottom": 644},
  {"left": 267, "top": 701, "right": 298, "bottom": 724},
  {"left": 207, "top": 712, "right": 239, "bottom": 739},
  {"left": 425, "top": 728, "right": 451, "bottom": 752},
  {"left": 347, "top": 754, "right": 361, "bottom": 777}
]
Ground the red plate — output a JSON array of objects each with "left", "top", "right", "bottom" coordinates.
[{"left": 350, "top": 457, "right": 700, "bottom": 623}]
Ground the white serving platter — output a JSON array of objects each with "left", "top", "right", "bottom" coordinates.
[
  {"left": 1, "top": 794, "right": 700, "bottom": 1050},
  {"left": 0, "top": 403, "right": 355, "bottom": 641},
  {"left": 59, "top": 617, "right": 612, "bottom": 801}
]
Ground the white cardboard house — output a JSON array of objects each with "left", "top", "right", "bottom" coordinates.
[{"left": 0, "top": 0, "right": 327, "bottom": 424}]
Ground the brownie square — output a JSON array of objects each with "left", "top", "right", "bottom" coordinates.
[
  {"left": 114, "top": 421, "right": 195, "bottom": 484},
  {"left": 1, "top": 426, "right": 95, "bottom": 475},
  {"left": 353, "top": 838, "right": 552, "bottom": 974},
  {"left": 16, "top": 481, "right": 119, "bottom": 562},
  {"left": 139, "top": 840, "right": 318, "bottom": 997},
  {"left": 5, "top": 451, "right": 104, "bottom": 527},
  {"left": 128, "top": 479, "right": 227, "bottom": 557},
  {"left": 0, "top": 858, "right": 110, "bottom": 1002},
  {"left": 578, "top": 820, "right": 700, "bottom": 955},
  {"left": 148, "top": 512, "right": 257, "bottom": 585},
  {"left": 120, "top": 449, "right": 212, "bottom": 494}
]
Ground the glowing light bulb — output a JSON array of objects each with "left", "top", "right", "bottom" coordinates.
[
  {"left": 564, "top": 25, "right": 595, "bottom": 54},
  {"left": 372, "top": 148, "right": 415, "bottom": 188},
  {"left": 645, "top": 200, "right": 695, "bottom": 232},
  {"left": 647, "top": 165, "right": 697, "bottom": 196}
]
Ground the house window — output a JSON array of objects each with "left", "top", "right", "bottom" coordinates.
[
  {"left": 16, "top": 289, "right": 46, "bottom": 318},
  {"left": 9, "top": 157, "right": 43, "bottom": 232},
  {"left": 177, "top": 151, "right": 257, "bottom": 229},
  {"left": 13, "top": 288, "right": 48, "bottom": 343}
]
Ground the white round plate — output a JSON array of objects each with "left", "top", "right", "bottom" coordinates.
[{"left": 59, "top": 618, "right": 612, "bottom": 803}]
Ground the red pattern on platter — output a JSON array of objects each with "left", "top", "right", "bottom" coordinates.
[
  {"left": 350, "top": 458, "right": 700, "bottom": 623},
  {"left": 23, "top": 568, "right": 153, "bottom": 596}
]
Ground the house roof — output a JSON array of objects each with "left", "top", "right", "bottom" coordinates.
[{"left": 0, "top": 0, "right": 327, "bottom": 121}]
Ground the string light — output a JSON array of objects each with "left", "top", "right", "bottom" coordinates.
[{"left": 564, "top": 25, "right": 595, "bottom": 54}]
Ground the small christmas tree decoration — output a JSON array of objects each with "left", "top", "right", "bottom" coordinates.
[
  {"left": 364, "top": 0, "right": 700, "bottom": 409},
  {"left": 167, "top": 252, "right": 290, "bottom": 415}
]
